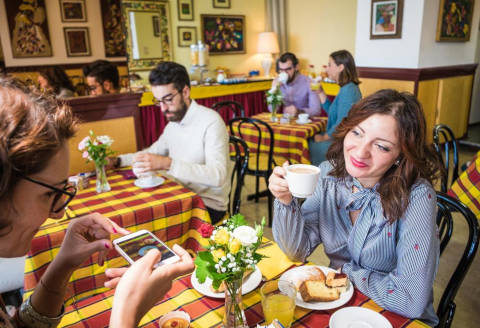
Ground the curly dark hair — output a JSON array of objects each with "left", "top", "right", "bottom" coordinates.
[
  {"left": 149, "top": 61, "right": 190, "bottom": 91},
  {"left": 0, "top": 77, "right": 77, "bottom": 233},
  {"left": 327, "top": 89, "right": 442, "bottom": 222}
]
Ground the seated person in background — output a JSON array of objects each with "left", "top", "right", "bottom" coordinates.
[
  {"left": 0, "top": 77, "right": 194, "bottom": 328},
  {"left": 83, "top": 60, "right": 119, "bottom": 96},
  {"left": 309, "top": 49, "right": 362, "bottom": 166},
  {"left": 38, "top": 67, "right": 75, "bottom": 98},
  {"left": 111, "top": 62, "right": 230, "bottom": 225},
  {"left": 270, "top": 52, "right": 321, "bottom": 117},
  {"left": 268, "top": 89, "right": 441, "bottom": 326}
]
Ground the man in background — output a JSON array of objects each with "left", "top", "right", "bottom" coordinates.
[
  {"left": 110, "top": 62, "right": 230, "bottom": 224},
  {"left": 271, "top": 52, "right": 321, "bottom": 117},
  {"left": 83, "top": 60, "right": 119, "bottom": 95}
]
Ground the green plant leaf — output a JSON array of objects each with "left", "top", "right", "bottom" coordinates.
[
  {"left": 194, "top": 256, "right": 210, "bottom": 283},
  {"left": 230, "top": 213, "right": 247, "bottom": 227}
]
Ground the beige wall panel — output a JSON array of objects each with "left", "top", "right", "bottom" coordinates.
[
  {"left": 358, "top": 78, "right": 415, "bottom": 97},
  {"left": 436, "top": 75, "right": 474, "bottom": 139},
  {"left": 417, "top": 80, "right": 440, "bottom": 144},
  {"left": 69, "top": 117, "right": 137, "bottom": 175}
]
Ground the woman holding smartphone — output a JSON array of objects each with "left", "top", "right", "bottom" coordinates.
[{"left": 0, "top": 77, "right": 194, "bottom": 328}]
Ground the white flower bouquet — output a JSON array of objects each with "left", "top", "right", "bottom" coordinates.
[
  {"left": 78, "top": 130, "right": 115, "bottom": 168},
  {"left": 266, "top": 86, "right": 283, "bottom": 122}
]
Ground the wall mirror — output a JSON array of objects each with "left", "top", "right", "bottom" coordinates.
[{"left": 121, "top": 0, "right": 173, "bottom": 72}]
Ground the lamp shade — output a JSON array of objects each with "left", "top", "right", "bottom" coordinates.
[{"left": 257, "top": 32, "right": 279, "bottom": 54}]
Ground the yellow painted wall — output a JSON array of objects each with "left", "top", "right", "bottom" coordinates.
[
  {"left": 170, "top": 0, "right": 266, "bottom": 75},
  {"left": 359, "top": 78, "right": 415, "bottom": 97},
  {"left": 286, "top": 0, "right": 357, "bottom": 72}
]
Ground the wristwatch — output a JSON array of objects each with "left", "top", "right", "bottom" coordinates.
[{"left": 114, "top": 157, "right": 121, "bottom": 168}]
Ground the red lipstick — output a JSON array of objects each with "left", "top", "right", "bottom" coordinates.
[{"left": 351, "top": 157, "right": 367, "bottom": 168}]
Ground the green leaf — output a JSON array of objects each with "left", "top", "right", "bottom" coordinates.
[
  {"left": 197, "top": 251, "right": 214, "bottom": 263},
  {"left": 194, "top": 259, "right": 209, "bottom": 283},
  {"left": 230, "top": 213, "right": 247, "bottom": 227}
]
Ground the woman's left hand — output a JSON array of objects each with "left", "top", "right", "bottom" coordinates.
[{"left": 55, "top": 212, "right": 129, "bottom": 269}]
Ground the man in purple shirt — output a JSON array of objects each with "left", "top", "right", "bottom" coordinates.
[{"left": 271, "top": 52, "right": 321, "bottom": 117}]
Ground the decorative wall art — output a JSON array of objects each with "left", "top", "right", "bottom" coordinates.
[
  {"left": 100, "top": 0, "right": 126, "bottom": 57},
  {"left": 60, "top": 0, "right": 87, "bottom": 22},
  {"left": 213, "top": 0, "right": 231, "bottom": 9},
  {"left": 201, "top": 14, "right": 245, "bottom": 55},
  {"left": 436, "top": 0, "right": 475, "bottom": 41},
  {"left": 5, "top": 0, "right": 53, "bottom": 57},
  {"left": 370, "top": 0, "right": 404, "bottom": 39},
  {"left": 178, "top": 0, "right": 194, "bottom": 21},
  {"left": 64, "top": 27, "right": 91, "bottom": 56},
  {"left": 178, "top": 26, "right": 197, "bottom": 47}
]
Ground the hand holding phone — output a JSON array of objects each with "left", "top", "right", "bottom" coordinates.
[{"left": 113, "top": 230, "right": 180, "bottom": 267}]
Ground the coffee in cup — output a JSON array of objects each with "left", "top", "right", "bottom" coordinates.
[
  {"left": 285, "top": 164, "right": 320, "bottom": 198},
  {"left": 298, "top": 113, "right": 309, "bottom": 123}
]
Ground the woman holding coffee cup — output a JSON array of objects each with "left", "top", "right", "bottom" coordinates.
[
  {"left": 309, "top": 50, "right": 362, "bottom": 166},
  {"left": 268, "top": 89, "right": 442, "bottom": 326}
]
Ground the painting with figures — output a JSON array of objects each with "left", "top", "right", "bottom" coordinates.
[
  {"left": 101, "top": 0, "right": 126, "bottom": 57},
  {"left": 201, "top": 15, "right": 245, "bottom": 55},
  {"left": 436, "top": 0, "right": 475, "bottom": 41},
  {"left": 5, "top": 0, "right": 53, "bottom": 57}
]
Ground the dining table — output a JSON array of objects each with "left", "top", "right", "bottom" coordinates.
[
  {"left": 25, "top": 237, "right": 428, "bottom": 327},
  {"left": 23, "top": 169, "right": 211, "bottom": 304},
  {"left": 231, "top": 112, "right": 327, "bottom": 165},
  {"left": 448, "top": 150, "right": 480, "bottom": 219}
]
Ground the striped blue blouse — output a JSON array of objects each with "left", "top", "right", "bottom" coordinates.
[{"left": 273, "top": 161, "right": 440, "bottom": 326}]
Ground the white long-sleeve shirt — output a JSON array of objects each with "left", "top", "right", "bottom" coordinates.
[{"left": 119, "top": 100, "right": 230, "bottom": 211}]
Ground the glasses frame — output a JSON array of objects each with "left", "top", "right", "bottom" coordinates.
[
  {"left": 153, "top": 91, "right": 180, "bottom": 106},
  {"left": 21, "top": 175, "right": 77, "bottom": 213}
]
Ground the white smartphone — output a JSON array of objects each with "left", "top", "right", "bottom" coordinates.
[{"left": 113, "top": 230, "right": 180, "bottom": 267}]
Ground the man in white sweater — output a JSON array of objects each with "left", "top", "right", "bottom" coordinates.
[{"left": 112, "top": 62, "right": 230, "bottom": 224}]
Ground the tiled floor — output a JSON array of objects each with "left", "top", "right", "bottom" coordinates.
[{"left": 238, "top": 125, "right": 480, "bottom": 328}]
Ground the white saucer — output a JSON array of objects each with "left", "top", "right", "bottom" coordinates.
[
  {"left": 296, "top": 119, "right": 312, "bottom": 124},
  {"left": 134, "top": 176, "right": 164, "bottom": 189},
  {"left": 329, "top": 307, "right": 393, "bottom": 328}
]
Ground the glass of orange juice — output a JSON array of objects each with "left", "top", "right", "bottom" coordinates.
[{"left": 260, "top": 280, "right": 296, "bottom": 327}]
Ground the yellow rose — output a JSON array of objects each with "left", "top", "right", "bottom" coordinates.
[
  {"left": 214, "top": 228, "right": 230, "bottom": 245},
  {"left": 212, "top": 248, "right": 226, "bottom": 262},
  {"left": 229, "top": 238, "right": 242, "bottom": 254}
]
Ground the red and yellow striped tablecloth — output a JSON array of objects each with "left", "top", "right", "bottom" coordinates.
[
  {"left": 24, "top": 170, "right": 210, "bottom": 304},
  {"left": 449, "top": 151, "right": 480, "bottom": 219},
  {"left": 231, "top": 113, "right": 327, "bottom": 165},
  {"left": 51, "top": 267, "right": 427, "bottom": 328}
]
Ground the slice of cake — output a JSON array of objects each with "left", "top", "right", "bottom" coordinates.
[
  {"left": 291, "top": 266, "right": 326, "bottom": 289},
  {"left": 325, "top": 271, "right": 348, "bottom": 288},
  {"left": 299, "top": 280, "right": 340, "bottom": 302}
]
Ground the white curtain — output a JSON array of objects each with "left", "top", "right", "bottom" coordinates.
[{"left": 265, "top": 0, "right": 288, "bottom": 54}]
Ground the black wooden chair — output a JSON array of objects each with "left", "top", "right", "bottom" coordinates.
[
  {"left": 433, "top": 124, "right": 460, "bottom": 193},
  {"left": 228, "top": 136, "right": 249, "bottom": 215},
  {"left": 435, "top": 192, "right": 479, "bottom": 328},
  {"left": 229, "top": 117, "right": 278, "bottom": 226},
  {"left": 212, "top": 100, "right": 245, "bottom": 124}
]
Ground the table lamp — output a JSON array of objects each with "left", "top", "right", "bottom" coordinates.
[{"left": 257, "top": 32, "right": 279, "bottom": 77}]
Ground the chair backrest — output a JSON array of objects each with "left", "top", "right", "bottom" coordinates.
[
  {"left": 212, "top": 100, "right": 245, "bottom": 123},
  {"left": 435, "top": 192, "right": 479, "bottom": 328},
  {"left": 228, "top": 117, "right": 275, "bottom": 174},
  {"left": 228, "top": 135, "right": 249, "bottom": 215},
  {"left": 433, "top": 124, "right": 459, "bottom": 193}
]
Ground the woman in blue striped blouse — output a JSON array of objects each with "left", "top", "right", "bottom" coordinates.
[{"left": 269, "top": 89, "right": 442, "bottom": 326}]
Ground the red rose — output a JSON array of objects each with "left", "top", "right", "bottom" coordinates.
[{"left": 199, "top": 223, "right": 214, "bottom": 238}]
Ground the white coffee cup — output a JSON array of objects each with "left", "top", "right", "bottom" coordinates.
[
  {"left": 285, "top": 164, "right": 321, "bottom": 198},
  {"left": 298, "top": 113, "right": 309, "bottom": 123},
  {"left": 278, "top": 72, "right": 288, "bottom": 84},
  {"left": 132, "top": 162, "right": 156, "bottom": 182}
]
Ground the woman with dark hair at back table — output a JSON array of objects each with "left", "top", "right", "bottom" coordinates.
[
  {"left": 269, "top": 89, "right": 442, "bottom": 326},
  {"left": 309, "top": 49, "right": 362, "bottom": 166},
  {"left": 0, "top": 77, "right": 194, "bottom": 328},
  {"left": 38, "top": 67, "right": 75, "bottom": 98}
]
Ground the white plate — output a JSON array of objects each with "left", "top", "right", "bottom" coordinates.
[
  {"left": 190, "top": 266, "right": 262, "bottom": 298},
  {"left": 134, "top": 176, "right": 164, "bottom": 189},
  {"left": 329, "top": 306, "right": 393, "bottom": 328},
  {"left": 279, "top": 265, "right": 353, "bottom": 310},
  {"left": 296, "top": 119, "right": 312, "bottom": 124}
]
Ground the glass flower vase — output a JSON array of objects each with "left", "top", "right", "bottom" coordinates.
[
  {"left": 95, "top": 163, "right": 111, "bottom": 193},
  {"left": 270, "top": 105, "right": 278, "bottom": 122},
  {"left": 223, "top": 277, "right": 247, "bottom": 328}
]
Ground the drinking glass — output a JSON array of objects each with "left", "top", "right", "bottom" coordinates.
[{"left": 260, "top": 280, "right": 296, "bottom": 328}]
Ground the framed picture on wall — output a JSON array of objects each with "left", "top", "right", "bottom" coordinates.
[
  {"left": 436, "top": 0, "right": 475, "bottom": 41},
  {"left": 201, "top": 14, "right": 245, "bottom": 55},
  {"left": 100, "top": 0, "right": 126, "bottom": 57},
  {"left": 178, "top": 0, "right": 194, "bottom": 21},
  {"left": 178, "top": 26, "right": 197, "bottom": 47},
  {"left": 60, "top": 0, "right": 87, "bottom": 22},
  {"left": 213, "top": 0, "right": 231, "bottom": 9},
  {"left": 370, "top": 0, "right": 403, "bottom": 39},
  {"left": 64, "top": 27, "right": 91, "bottom": 56},
  {"left": 5, "top": 0, "right": 53, "bottom": 57}
]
